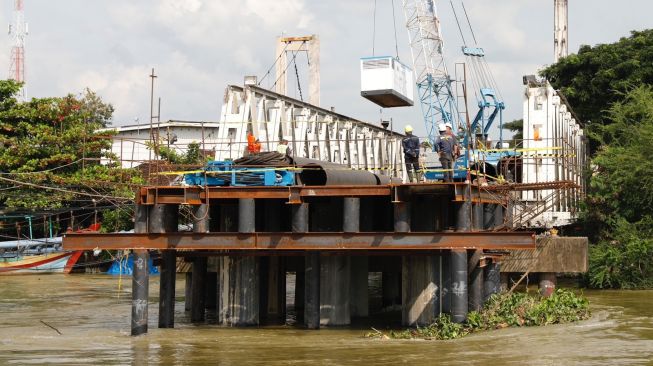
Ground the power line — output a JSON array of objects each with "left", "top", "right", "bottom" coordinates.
[
  {"left": 0, "top": 159, "right": 83, "bottom": 175},
  {"left": 0, "top": 175, "right": 132, "bottom": 202}
]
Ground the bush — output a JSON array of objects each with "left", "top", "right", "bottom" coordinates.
[
  {"left": 101, "top": 208, "right": 134, "bottom": 233},
  {"left": 588, "top": 219, "right": 653, "bottom": 289},
  {"left": 366, "top": 289, "right": 590, "bottom": 340}
]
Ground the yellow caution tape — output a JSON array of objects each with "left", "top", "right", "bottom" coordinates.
[{"left": 476, "top": 146, "right": 563, "bottom": 153}]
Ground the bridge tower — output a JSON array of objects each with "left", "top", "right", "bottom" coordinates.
[{"left": 554, "top": 0, "right": 568, "bottom": 62}]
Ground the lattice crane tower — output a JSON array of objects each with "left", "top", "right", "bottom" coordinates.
[
  {"left": 8, "top": 0, "right": 28, "bottom": 97},
  {"left": 554, "top": 0, "right": 568, "bottom": 62}
]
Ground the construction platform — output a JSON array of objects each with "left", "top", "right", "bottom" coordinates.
[{"left": 64, "top": 182, "right": 536, "bottom": 335}]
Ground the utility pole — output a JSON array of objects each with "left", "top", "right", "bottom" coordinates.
[
  {"left": 554, "top": 0, "right": 568, "bottom": 62},
  {"left": 149, "top": 68, "right": 159, "bottom": 156},
  {"left": 8, "top": 0, "right": 28, "bottom": 99}
]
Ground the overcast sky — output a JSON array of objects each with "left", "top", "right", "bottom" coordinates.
[{"left": 0, "top": 0, "right": 652, "bottom": 138}]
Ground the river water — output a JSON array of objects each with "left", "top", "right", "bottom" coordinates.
[{"left": 0, "top": 275, "right": 651, "bottom": 365}]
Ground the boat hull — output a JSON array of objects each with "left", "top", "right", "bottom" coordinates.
[{"left": 0, "top": 251, "right": 83, "bottom": 274}]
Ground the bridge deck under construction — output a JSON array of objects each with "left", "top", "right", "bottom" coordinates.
[
  {"left": 134, "top": 182, "right": 506, "bottom": 205},
  {"left": 62, "top": 181, "right": 536, "bottom": 335}
]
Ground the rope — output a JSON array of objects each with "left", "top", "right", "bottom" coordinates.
[
  {"left": 461, "top": 0, "right": 478, "bottom": 45},
  {"left": 258, "top": 39, "right": 291, "bottom": 86},
  {"left": 391, "top": 0, "right": 400, "bottom": 59},
  {"left": 270, "top": 43, "right": 305, "bottom": 91},
  {"left": 294, "top": 59, "right": 304, "bottom": 102},
  {"left": 372, "top": 0, "right": 377, "bottom": 55},
  {"left": 450, "top": 0, "right": 467, "bottom": 46}
]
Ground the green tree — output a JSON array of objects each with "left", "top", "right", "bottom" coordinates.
[
  {"left": 542, "top": 29, "right": 653, "bottom": 151},
  {"left": 501, "top": 119, "right": 523, "bottom": 147},
  {"left": 542, "top": 30, "right": 653, "bottom": 288},
  {"left": 583, "top": 85, "right": 653, "bottom": 288},
  {"left": 154, "top": 141, "right": 206, "bottom": 165},
  {"left": 0, "top": 80, "right": 141, "bottom": 210}
]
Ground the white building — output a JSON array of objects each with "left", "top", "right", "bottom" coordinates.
[{"left": 99, "top": 120, "right": 220, "bottom": 168}]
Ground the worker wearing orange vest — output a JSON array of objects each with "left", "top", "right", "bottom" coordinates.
[{"left": 247, "top": 133, "right": 261, "bottom": 154}]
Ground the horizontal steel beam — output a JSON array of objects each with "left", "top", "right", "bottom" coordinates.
[
  {"left": 63, "top": 232, "right": 535, "bottom": 251},
  {"left": 138, "top": 185, "right": 395, "bottom": 205}
]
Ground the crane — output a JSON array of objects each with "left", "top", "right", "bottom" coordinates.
[
  {"left": 402, "top": 0, "right": 508, "bottom": 180},
  {"left": 402, "top": 0, "right": 461, "bottom": 147}
]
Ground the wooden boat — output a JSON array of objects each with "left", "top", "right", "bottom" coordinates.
[
  {"left": 0, "top": 224, "right": 98, "bottom": 274},
  {"left": 0, "top": 250, "right": 83, "bottom": 274}
]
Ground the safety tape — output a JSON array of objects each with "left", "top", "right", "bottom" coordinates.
[
  {"left": 155, "top": 153, "right": 576, "bottom": 177},
  {"left": 156, "top": 166, "right": 404, "bottom": 176},
  {"left": 476, "top": 146, "right": 563, "bottom": 153},
  {"left": 519, "top": 153, "right": 577, "bottom": 158}
]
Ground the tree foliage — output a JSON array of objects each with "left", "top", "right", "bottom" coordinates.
[
  {"left": 542, "top": 29, "right": 653, "bottom": 289},
  {"left": 154, "top": 141, "right": 206, "bottom": 165},
  {"left": 582, "top": 85, "right": 653, "bottom": 288},
  {"left": 501, "top": 119, "right": 523, "bottom": 147},
  {"left": 0, "top": 80, "right": 141, "bottom": 209},
  {"left": 542, "top": 30, "right": 653, "bottom": 151}
]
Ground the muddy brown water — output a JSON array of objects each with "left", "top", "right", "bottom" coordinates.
[{"left": 0, "top": 275, "right": 651, "bottom": 365}]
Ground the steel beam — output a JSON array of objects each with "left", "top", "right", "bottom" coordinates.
[
  {"left": 64, "top": 232, "right": 535, "bottom": 251},
  {"left": 138, "top": 185, "right": 394, "bottom": 205}
]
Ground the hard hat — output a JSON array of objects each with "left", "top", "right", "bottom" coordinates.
[
  {"left": 404, "top": 125, "right": 413, "bottom": 133},
  {"left": 445, "top": 122, "right": 453, "bottom": 129},
  {"left": 438, "top": 123, "right": 446, "bottom": 132}
]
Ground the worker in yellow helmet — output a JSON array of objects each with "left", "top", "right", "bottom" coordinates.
[{"left": 402, "top": 124, "right": 421, "bottom": 183}]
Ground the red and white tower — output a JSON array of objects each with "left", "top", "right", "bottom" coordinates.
[{"left": 8, "top": 0, "right": 28, "bottom": 97}]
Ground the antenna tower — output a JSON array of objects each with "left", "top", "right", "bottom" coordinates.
[{"left": 8, "top": 0, "right": 28, "bottom": 98}]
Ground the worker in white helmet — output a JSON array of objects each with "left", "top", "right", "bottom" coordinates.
[
  {"left": 434, "top": 123, "right": 458, "bottom": 182},
  {"left": 402, "top": 124, "right": 421, "bottom": 183},
  {"left": 444, "top": 122, "right": 461, "bottom": 159},
  {"left": 444, "top": 122, "right": 454, "bottom": 136}
]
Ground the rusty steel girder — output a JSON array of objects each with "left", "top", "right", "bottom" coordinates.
[
  {"left": 137, "top": 185, "right": 394, "bottom": 205},
  {"left": 63, "top": 232, "right": 535, "bottom": 251}
]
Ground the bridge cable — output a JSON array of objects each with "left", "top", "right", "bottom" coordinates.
[
  {"left": 258, "top": 40, "right": 291, "bottom": 87},
  {"left": 294, "top": 58, "right": 304, "bottom": 102}
]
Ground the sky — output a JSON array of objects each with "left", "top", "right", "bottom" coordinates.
[{"left": 0, "top": 0, "right": 652, "bottom": 138}]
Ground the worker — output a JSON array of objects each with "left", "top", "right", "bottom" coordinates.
[
  {"left": 445, "top": 122, "right": 461, "bottom": 159},
  {"left": 402, "top": 125, "right": 421, "bottom": 183},
  {"left": 276, "top": 139, "right": 292, "bottom": 157},
  {"left": 456, "top": 126, "right": 465, "bottom": 141},
  {"left": 435, "top": 123, "right": 457, "bottom": 182},
  {"left": 247, "top": 133, "right": 261, "bottom": 154},
  {"left": 444, "top": 122, "right": 454, "bottom": 137}
]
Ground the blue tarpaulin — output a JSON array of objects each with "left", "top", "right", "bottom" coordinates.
[{"left": 106, "top": 254, "right": 159, "bottom": 275}]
